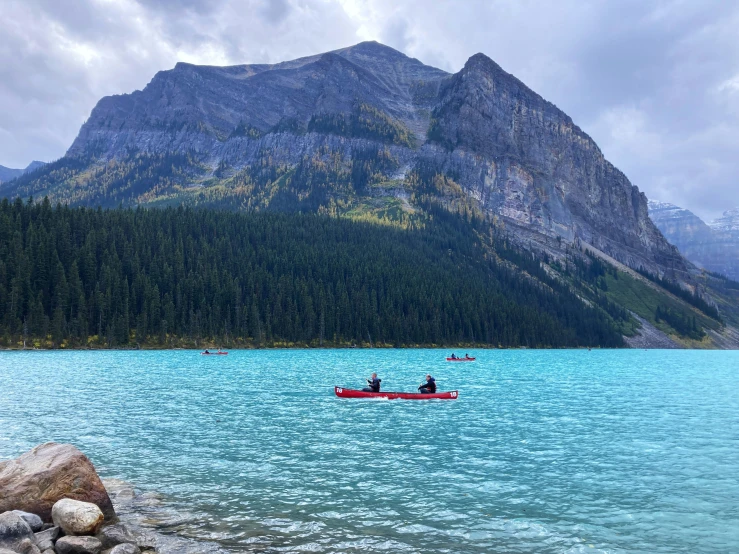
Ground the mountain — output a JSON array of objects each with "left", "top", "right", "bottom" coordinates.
[
  {"left": 4, "top": 41, "right": 682, "bottom": 275},
  {"left": 649, "top": 200, "right": 739, "bottom": 281},
  {"left": 4, "top": 42, "right": 738, "bottom": 348},
  {"left": 0, "top": 161, "right": 45, "bottom": 184}
]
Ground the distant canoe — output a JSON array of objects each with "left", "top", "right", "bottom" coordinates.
[
  {"left": 201, "top": 352, "right": 228, "bottom": 355},
  {"left": 446, "top": 357, "right": 475, "bottom": 362},
  {"left": 334, "top": 386, "right": 458, "bottom": 400}
]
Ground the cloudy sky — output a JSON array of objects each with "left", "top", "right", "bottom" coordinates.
[{"left": 1, "top": 0, "right": 738, "bottom": 220}]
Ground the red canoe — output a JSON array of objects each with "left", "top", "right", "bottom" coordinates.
[
  {"left": 334, "top": 386, "right": 458, "bottom": 400},
  {"left": 446, "top": 357, "right": 475, "bottom": 362},
  {"left": 201, "top": 352, "right": 228, "bottom": 355}
]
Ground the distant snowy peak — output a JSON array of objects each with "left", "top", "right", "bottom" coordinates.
[
  {"left": 648, "top": 200, "right": 680, "bottom": 211},
  {"left": 648, "top": 200, "right": 704, "bottom": 223},
  {"left": 710, "top": 207, "right": 739, "bottom": 233}
]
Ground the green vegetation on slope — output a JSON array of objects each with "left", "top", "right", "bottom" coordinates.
[
  {"left": 553, "top": 251, "right": 721, "bottom": 343},
  {"left": 308, "top": 104, "right": 416, "bottom": 147},
  {"left": 0, "top": 197, "right": 626, "bottom": 349}
]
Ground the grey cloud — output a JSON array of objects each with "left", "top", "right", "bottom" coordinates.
[
  {"left": 258, "top": 0, "right": 291, "bottom": 24},
  {"left": 0, "top": 0, "right": 737, "bottom": 220}
]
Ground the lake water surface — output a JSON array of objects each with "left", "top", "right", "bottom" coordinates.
[{"left": 1, "top": 349, "right": 738, "bottom": 553}]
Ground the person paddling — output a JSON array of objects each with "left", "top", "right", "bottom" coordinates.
[
  {"left": 450, "top": 353, "right": 457, "bottom": 359},
  {"left": 363, "top": 373, "right": 381, "bottom": 392},
  {"left": 204, "top": 349, "right": 210, "bottom": 354},
  {"left": 418, "top": 374, "right": 436, "bottom": 394}
]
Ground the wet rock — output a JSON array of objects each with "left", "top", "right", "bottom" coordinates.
[
  {"left": 96, "top": 524, "right": 137, "bottom": 549},
  {"left": 55, "top": 536, "right": 102, "bottom": 554},
  {"left": 0, "top": 443, "right": 115, "bottom": 522},
  {"left": 0, "top": 511, "right": 35, "bottom": 552},
  {"left": 12, "top": 511, "right": 43, "bottom": 532},
  {"left": 110, "top": 544, "right": 140, "bottom": 554},
  {"left": 52, "top": 499, "right": 104, "bottom": 536}
]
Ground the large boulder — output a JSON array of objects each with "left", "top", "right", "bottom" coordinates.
[
  {"left": 52, "top": 500, "right": 103, "bottom": 536},
  {"left": 0, "top": 443, "right": 115, "bottom": 522},
  {"left": 0, "top": 511, "right": 35, "bottom": 552},
  {"left": 54, "top": 536, "right": 102, "bottom": 554}
]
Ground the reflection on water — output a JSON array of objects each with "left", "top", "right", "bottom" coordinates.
[{"left": 1, "top": 349, "right": 738, "bottom": 553}]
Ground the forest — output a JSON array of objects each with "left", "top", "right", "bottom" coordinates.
[{"left": 0, "top": 197, "right": 627, "bottom": 349}]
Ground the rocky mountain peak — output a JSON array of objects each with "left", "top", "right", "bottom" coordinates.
[
  {"left": 710, "top": 207, "right": 739, "bottom": 232},
  {"left": 6, "top": 41, "right": 685, "bottom": 274},
  {"left": 649, "top": 200, "right": 738, "bottom": 280}
]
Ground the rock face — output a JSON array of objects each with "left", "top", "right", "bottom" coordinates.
[
  {"left": 4, "top": 41, "right": 683, "bottom": 274},
  {"left": 649, "top": 201, "right": 739, "bottom": 281},
  {"left": 0, "top": 443, "right": 115, "bottom": 523},
  {"left": 52, "top": 499, "right": 104, "bottom": 536}
]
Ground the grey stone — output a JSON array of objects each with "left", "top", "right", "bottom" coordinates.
[
  {"left": 14, "top": 538, "right": 41, "bottom": 554},
  {"left": 110, "top": 544, "right": 140, "bottom": 554},
  {"left": 52, "top": 499, "right": 104, "bottom": 536},
  {"left": 12, "top": 512, "right": 43, "bottom": 532},
  {"left": 54, "top": 536, "right": 102, "bottom": 554},
  {"left": 33, "top": 526, "right": 59, "bottom": 547},
  {"left": 0, "top": 511, "right": 35, "bottom": 552},
  {"left": 35, "top": 526, "right": 61, "bottom": 542}
]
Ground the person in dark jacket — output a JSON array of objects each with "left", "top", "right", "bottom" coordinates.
[
  {"left": 418, "top": 374, "right": 436, "bottom": 394},
  {"left": 362, "top": 373, "right": 381, "bottom": 392}
]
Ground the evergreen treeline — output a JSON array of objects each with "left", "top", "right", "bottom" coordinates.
[
  {"left": 636, "top": 267, "right": 722, "bottom": 321},
  {"left": 655, "top": 305, "right": 705, "bottom": 340},
  {"left": 308, "top": 104, "right": 416, "bottom": 147},
  {"left": 0, "top": 197, "right": 625, "bottom": 348}
]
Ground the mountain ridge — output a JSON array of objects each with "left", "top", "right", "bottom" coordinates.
[
  {"left": 6, "top": 41, "right": 682, "bottom": 276},
  {"left": 0, "top": 160, "right": 46, "bottom": 183},
  {"left": 649, "top": 200, "right": 739, "bottom": 281}
]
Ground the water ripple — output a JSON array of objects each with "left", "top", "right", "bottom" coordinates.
[{"left": 1, "top": 349, "right": 738, "bottom": 553}]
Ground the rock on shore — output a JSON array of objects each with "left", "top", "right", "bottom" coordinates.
[
  {"left": 0, "top": 444, "right": 115, "bottom": 522},
  {"left": 51, "top": 500, "right": 103, "bottom": 536}
]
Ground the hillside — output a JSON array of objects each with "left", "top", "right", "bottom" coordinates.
[
  {"left": 2, "top": 42, "right": 737, "bottom": 348},
  {"left": 0, "top": 161, "right": 45, "bottom": 183},
  {"left": 0, "top": 198, "right": 628, "bottom": 349}
]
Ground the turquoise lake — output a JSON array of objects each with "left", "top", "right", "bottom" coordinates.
[{"left": 1, "top": 349, "right": 738, "bottom": 553}]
